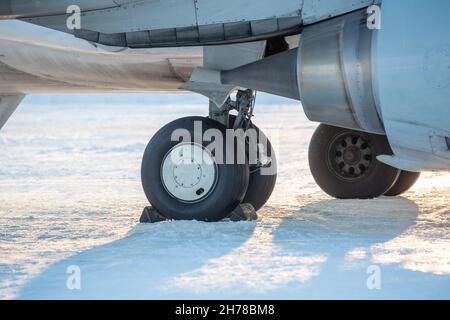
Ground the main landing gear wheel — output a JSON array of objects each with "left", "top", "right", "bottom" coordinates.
[
  {"left": 384, "top": 170, "right": 421, "bottom": 197},
  {"left": 309, "top": 124, "right": 401, "bottom": 199},
  {"left": 228, "top": 115, "right": 277, "bottom": 212},
  {"left": 141, "top": 116, "right": 249, "bottom": 222}
]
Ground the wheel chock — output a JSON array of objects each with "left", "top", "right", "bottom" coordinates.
[
  {"left": 140, "top": 203, "right": 258, "bottom": 223},
  {"left": 228, "top": 203, "right": 258, "bottom": 222},
  {"left": 140, "top": 206, "right": 167, "bottom": 224}
]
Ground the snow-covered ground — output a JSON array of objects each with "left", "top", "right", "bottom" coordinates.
[{"left": 0, "top": 94, "right": 449, "bottom": 300}]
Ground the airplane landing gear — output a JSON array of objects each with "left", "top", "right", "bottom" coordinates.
[
  {"left": 141, "top": 90, "right": 276, "bottom": 222},
  {"left": 141, "top": 116, "right": 249, "bottom": 222},
  {"left": 209, "top": 90, "right": 277, "bottom": 212},
  {"left": 309, "top": 124, "right": 401, "bottom": 199}
]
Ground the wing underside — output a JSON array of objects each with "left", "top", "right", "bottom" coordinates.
[{"left": 1, "top": 0, "right": 376, "bottom": 48}]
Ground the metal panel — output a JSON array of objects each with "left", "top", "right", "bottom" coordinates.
[
  {"left": 182, "top": 41, "right": 266, "bottom": 107},
  {"left": 75, "top": 17, "right": 301, "bottom": 48},
  {"left": 17, "top": 0, "right": 382, "bottom": 40},
  {"left": 82, "top": 0, "right": 197, "bottom": 32},
  {"left": 1, "top": 0, "right": 119, "bottom": 17},
  {"left": 24, "top": 0, "right": 198, "bottom": 33},
  {"left": 196, "top": 0, "right": 302, "bottom": 25},
  {"left": 0, "top": 95, "right": 24, "bottom": 130},
  {"left": 298, "top": 10, "right": 384, "bottom": 134},
  {"left": 374, "top": 0, "right": 450, "bottom": 171},
  {"left": 302, "top": 0, "right": 375, "bottom": 24},
  {"left": 125, "top": 31, "right": 151, "bottom": 47},
  {"left": 203, "top": 42, "right": 266, "bottom": 71},
  {"left": 221, "top": 48, "right": 301, "bottom": 100}
]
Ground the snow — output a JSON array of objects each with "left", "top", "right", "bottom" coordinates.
[{"left": 0, "top": 93, "right": 449, "bottom": 300}]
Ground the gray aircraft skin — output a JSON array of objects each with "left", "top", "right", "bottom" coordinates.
[{"left": 0, "top": 0, "right": 449, "bottom": 221}]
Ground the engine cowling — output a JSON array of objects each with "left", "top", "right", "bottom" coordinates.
[{"left": 221, "top": 9, "right": 385, "bottom": 134}]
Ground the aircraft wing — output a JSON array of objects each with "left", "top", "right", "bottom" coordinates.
[{"left": 0, "top": 0, "right": 377, "bottom": 48}]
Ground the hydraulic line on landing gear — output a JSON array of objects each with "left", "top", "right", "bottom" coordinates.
[{"left": 233, "top": 89, "right": 257, "bottom": 130}]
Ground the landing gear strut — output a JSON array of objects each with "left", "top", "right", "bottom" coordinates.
[
  {"left": 141, "top": 90, "right": 277, "bottom": 221},
  {"left": 210, "top": 90, "right": 277, "bottom": 211}
]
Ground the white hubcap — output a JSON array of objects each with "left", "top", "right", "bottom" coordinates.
[{"left": 161, "top": 143, "right": 217, "bottom": 202}]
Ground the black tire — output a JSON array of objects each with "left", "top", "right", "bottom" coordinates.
[
  {"left": 384, "top": 171, "right": 421, "bottom": 196},
  {"left": 309, "top": 124, "right": 400, "bottom": 199},
  {"left": 141, "top": 116, "right": 249, "bottom": 221},
  {"left": 228, "top": 116, "right": 277, "bottom": 211}
]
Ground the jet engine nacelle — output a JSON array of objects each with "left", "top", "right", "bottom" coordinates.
[{"left": 221, "top": 9, "right": 384, "bottom": 135}]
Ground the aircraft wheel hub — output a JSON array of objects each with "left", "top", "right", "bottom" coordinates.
[
  {"left": 343, "top": 146, "right": 361, "bottom": 165},
  {"left": 161, "top": 143, "right": 217, "bottom": 202},
  {"left": 329, "top": 133, "right": 373, "bottom": 180}
]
